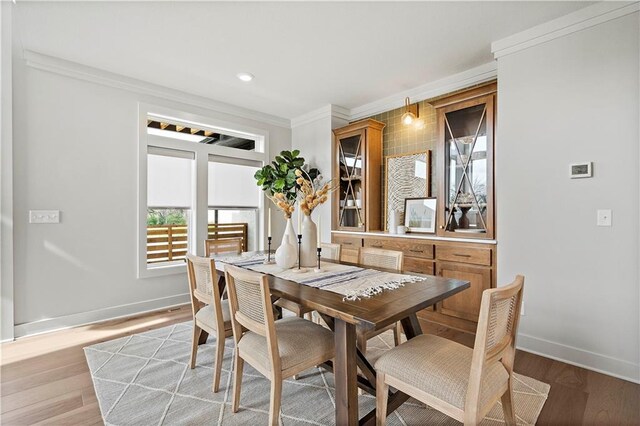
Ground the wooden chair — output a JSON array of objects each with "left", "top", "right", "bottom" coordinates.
[
  {"left": 225, "top": 265, "right": 335, "bottom": 426},
  {"left": 357, "top": 247, "right": 404, "bottom": 356},
  {"left": 185, "top": 254, "right": 234, "bottom": 393},
  {"left": 204, "top": 237, "right": 243, "bottom": 257},
  {"left": 375, "top": 275, "right": 525, "bottom": 426},
  {"left": 321, "top": 242, "right": 341, "bottom": 261}
]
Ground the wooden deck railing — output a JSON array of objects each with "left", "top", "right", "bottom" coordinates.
[{"left": 147, "top": 222, "right": 248, "bottom": 264}]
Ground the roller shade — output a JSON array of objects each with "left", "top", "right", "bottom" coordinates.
[
  {"left": 147, "top": 151, "right": 193, "bottom": 208},
  {"left": 208, "top": 161, "right": 260, "bottom": 208}
]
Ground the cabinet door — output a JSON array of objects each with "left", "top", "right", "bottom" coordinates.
[
  {"left": 336, "top": 130, "right": 366, "bottom": 230},
  {"left": 436, "top": 261, "right": 491, "bottom": 322}
]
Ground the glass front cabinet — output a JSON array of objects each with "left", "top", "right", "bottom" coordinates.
[
  {"left": 435, "top": 85, "right": 496, "bottom": 239},
  {"left": 332, "top": 119, "right": 385, "bottom": 232}
]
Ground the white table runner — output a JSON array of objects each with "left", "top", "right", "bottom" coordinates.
[{"left": 214, "top": 253, "right": 424, "bottom": 301}]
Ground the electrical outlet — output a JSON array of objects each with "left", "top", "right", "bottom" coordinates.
[{"left": 29, "top": 210, "right": 60, "bottom": 224}]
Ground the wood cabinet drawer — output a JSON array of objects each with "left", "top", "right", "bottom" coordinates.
[
  {"left": 436, "top": 246, "right": 491, "bottom": 266},
  {"left": 364, "top": 238, "right": 434, "bottom": 259},
  {"left": 403, "top": 257, "right": 434, "bottom": 275},
  {"left": 332, "top": 235, "right": 362, "bottom": 248}
]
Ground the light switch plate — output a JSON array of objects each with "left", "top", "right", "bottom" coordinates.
[
  {"left": 29, "top": 210, "right": 60, "bottom": 224},
  {"left": 597, "top": 209, "right": 612, "bottom": 227}
]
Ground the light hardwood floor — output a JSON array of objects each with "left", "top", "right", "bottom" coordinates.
[{"left": 1, "top": 305, "right": 638, "bottom": 425}]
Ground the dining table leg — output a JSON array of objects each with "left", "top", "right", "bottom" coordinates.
[{"left": 334, "top": 318, "right": 358, "bottom": 426}]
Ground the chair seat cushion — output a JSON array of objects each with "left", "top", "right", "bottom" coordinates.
[
  {"left": 375, "top": 334, "right": 508, "bottom": 411},
  {"left": 238, "top": 317, "right": 335, "bottom": 372},
  {"left": 195, "top": 300, "right": 231, "bottom": 332}
]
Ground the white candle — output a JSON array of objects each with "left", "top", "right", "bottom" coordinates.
[
  {"left": 317, "top": 216, "right": 321, "bottom": 248},
  {"left": 267, "top": 208, "right": 271, "bottom": 238},
  {"left": 297, "top": 206, "right": 302, "bottom": 235}
]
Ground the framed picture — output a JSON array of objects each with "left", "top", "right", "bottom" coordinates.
[
  {"left": 404, "top": 197, "right": 437, "bottom": 233},
  {"left": 384, "top": 151, "right": 431, "bottom": 231}
]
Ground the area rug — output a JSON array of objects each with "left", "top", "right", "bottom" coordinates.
[{"left": 84, "top": 322, "right": 550, "bottom": 425}]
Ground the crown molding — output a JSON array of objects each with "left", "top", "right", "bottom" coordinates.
[
  {"left": 492, "top": 1, "right": 640, "bottom": 59},
  {"left": 291, "top": 104, "right": 351, "bottom": 128},
  {"left": 22, "top": 50, "right": 291, "bottom": 129},
  {"left": 349, "top": 61, "right": 497, "bottom": 121}
]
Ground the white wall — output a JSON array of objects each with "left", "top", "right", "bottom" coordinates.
[
  {"left": 496, "top": 12, "right": 639, "bottom": 381},
  {"left": 291, "top": 107, "right": 349, "bottom": 243},
  {"left": 11, "top": 51, "right": 291, "bottom": 335},
  {"left": 1, "top": 2, "right": 15, "bottom": 341}
]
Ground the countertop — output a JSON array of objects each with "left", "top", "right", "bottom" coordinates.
[{"left": 331, "top": 229, "right": 497, "bottom": 245}]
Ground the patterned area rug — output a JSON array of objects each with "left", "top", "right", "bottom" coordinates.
[{"left": 84, "top": 322, "right": 550, "bottom": 425}]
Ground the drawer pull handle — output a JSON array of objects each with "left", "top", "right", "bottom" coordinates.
[
  {"left": 409, "top": 249, "right": 424, "bottom": 253},
  {"left": 453, "top": 253, "right": 471, "bottom": 258},
  {"left": 372, "top": 245, "right": 383, "bottom": 248},
  {"left": 342, "top": 242, "right": 352, "bottom": 245}
]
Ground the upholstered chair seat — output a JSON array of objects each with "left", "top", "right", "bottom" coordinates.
[
  {"left": 194, "top": 300, "right": 232, "bottom": 331},
  {"left": 376, "top": 334, "right": 508, "bottom": 410},
  {"left": 237, "top": 316, "right": 334, "bottom": 372}
]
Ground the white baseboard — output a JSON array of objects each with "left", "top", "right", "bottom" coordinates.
[
  {"left": 517, "top": 332, "right": 640, "bottom": 384},
  {"left": 13, "top": 293, "right": 191, "bottom": 339}
]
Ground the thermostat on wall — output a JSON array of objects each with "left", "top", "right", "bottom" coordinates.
[{"left": 570, "top": 162, "right": 592, "bottom": 178}]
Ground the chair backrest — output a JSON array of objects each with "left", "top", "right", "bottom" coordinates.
[
  {"left": 204, "top": 237, "right": 243, "bottom": 257},
  {"left": 186, "top": 254, "right": 225, "bottom": 324},
  {"left": 465, "top": 275, "right": 524, "bottom": 416},
  {"left": 225, "top": 265, "right": 280, "bottom": 371},
  {"left": 320, "top": 243, "right": 341, "bottom": 261},
  {"left": 358, "top": 247, "right": 403, "bottom": 272}
]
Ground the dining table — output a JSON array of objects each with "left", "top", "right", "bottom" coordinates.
[{"left": 213, "top": 250, "right": 470, "bottom": 426}]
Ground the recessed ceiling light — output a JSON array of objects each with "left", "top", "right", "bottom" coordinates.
[{"left": 236, "top": 72, "right": 254, "bottom": 82}]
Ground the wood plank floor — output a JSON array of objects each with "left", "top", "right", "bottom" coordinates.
[{"left": 1, "top": 306, "right": 638, "bottom": 425}]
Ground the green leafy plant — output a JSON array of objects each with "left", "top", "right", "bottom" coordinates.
[
  {"left": 147, "top": 209, "right": 187, "bottom": 226},
  {"left": 254, "top": 150, "right": 304, "bottom": 201}
]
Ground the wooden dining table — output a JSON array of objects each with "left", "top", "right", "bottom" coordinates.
[{"left": 213, "top": 251, "right": 470, "bottom": 426}]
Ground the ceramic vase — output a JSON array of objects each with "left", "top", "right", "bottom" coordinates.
[
  {"left": 300, "top": 214, "right": 317, "bottom": 267},
  {"left": 275, "top": 218, "right": 297, "bottom": 269}
]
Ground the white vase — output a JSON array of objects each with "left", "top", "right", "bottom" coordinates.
[
  {"left": 275, "top": 218, "right": 297, "bottom": 269},
  {"left": 300, "top": 214, "right": 317, "bottom": 267}
]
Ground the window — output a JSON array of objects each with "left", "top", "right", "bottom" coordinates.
[
  {"left": 138, "top": 104, "right": 267, "bottom": 277},
  {"left": 146, "top": 148, "right": 194, "bottom": 266},
  {"left": 208, "top": 157, "right": 261, "bottom": 252}
]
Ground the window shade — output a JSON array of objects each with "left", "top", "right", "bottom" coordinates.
[
  {"left": 147, "top": 153, "right": 193, "bottom": 208},
  {"left": 208, "top": 161, "right": 260, "bottom": 208}
]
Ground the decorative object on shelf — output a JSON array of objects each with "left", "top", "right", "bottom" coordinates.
[
  {"left": 275, "top": 218, "right": 297, "bottom": 268},
  {"left": 295, "top": 167, "right": 337, "bottom": 267},
  {"left": 401, "top": 97, "right": 419, "bottom": 126},
  {"left": 384, "top": 151, "right": 431, "bottom": 232},
  {"left": 397, "top": 225, "right": 407, "bottom": 235},
  {"left": 404, "top": 197, "right": 437, "bottom": 233},
  {"left": 388, "top": 209, "right": 401, "bottom": 234}
]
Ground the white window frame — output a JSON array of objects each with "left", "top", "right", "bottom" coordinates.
[{"left": 138, "top": 102, "right": 268, "bottom": 278}]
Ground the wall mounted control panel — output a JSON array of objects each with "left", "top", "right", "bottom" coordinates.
[{"left": 29, "top": 210, "right": 60, "bottom": 224}]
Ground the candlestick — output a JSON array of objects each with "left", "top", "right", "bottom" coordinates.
[
  {"left": 297, "top": 207, "right": 302, "bottom": 235},
  {"left": 314, "top": 247, "right": 322, "bottom": 272},
  {"left": 263, "top": 236, "right": 273, "bottom": 264},
  {"left": 297, "top": 234, "right": 302, "bottom": 269},
  {"left": 267, "top": 208, "right": 271, "bottom": 238},
  {"left": 316, "top": 215, "right": 321, "bottom": 249}
]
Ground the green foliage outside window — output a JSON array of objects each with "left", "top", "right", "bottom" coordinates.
[{"left": 147, "top": 209, "right": 187, "bottom": 226}]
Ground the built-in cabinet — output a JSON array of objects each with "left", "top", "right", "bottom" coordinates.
[
  {"left": 433, "top": 83, "right": 496, "bottom": 240},
  {"left": 330, "top": 84, "right": 497, "bottom": 332},
  {"left": 330, "top": 232, "right": 495, "bottom": 332},
  {"left": 332, "top": 119, "right": 385, "bottom": 232}
]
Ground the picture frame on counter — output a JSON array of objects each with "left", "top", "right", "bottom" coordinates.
[{"left": 404, "top": 197, "right": 437, "bottom": 233}]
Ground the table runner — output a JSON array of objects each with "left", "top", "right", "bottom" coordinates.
[{"left": 213, "top": 253, "right": 424, "bottom": 300}]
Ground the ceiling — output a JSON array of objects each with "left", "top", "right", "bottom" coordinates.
[{"left": 14, "top": 1, "right": 593, "bottom": 120}]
